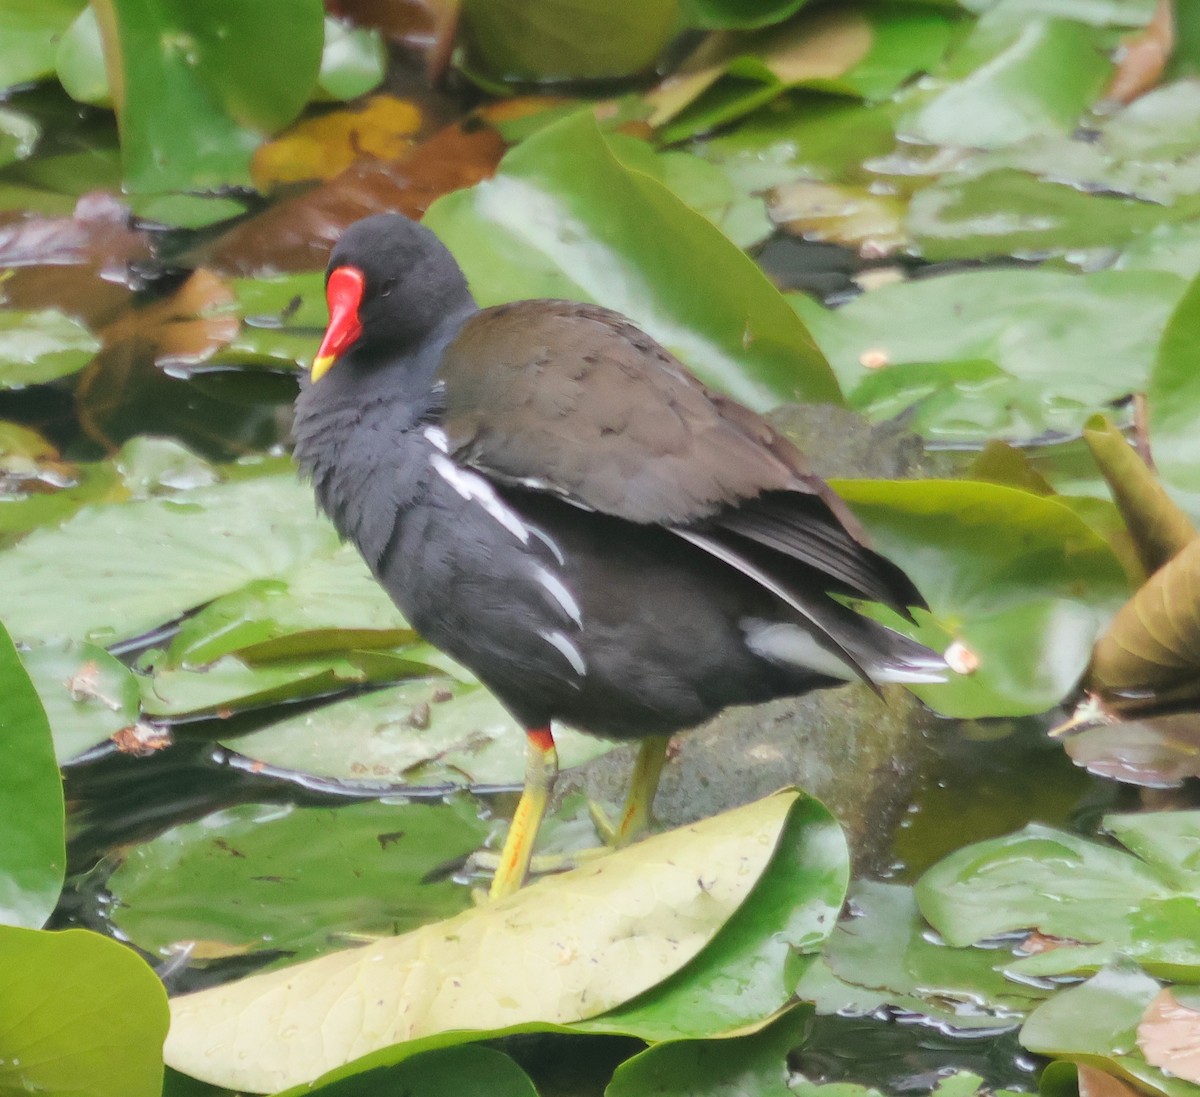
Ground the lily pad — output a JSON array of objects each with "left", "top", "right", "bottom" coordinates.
[
  {"left": 898, "top": 16, "right": 1112, "bottom": 150},
  {"left": 916, "top": 813, "right": 1200, "bottom": 981},
  {"left": 20, "top": 640, "right": 140, "bottom": 762},
  {"left": 99, "top": 0, "right": 324, "bottom": 192},
  {"left": 0, "top": 619, "right": 64, "bottom": 928},
  {"left": 834, "top": 479, "right": 1130, "bottom": 717},
  {"left": 1020, "top": 966, "right": 1199, "bottom": 1097},
  {"left": 0, "top": 925, "right": 169, "bottom": 1097},
  {"left": 0, "top": 471, "right": 339, "bottom": 646},
  {"left": 425, "top": 110, "right": 840, "bottom": 412},
  {"left": 223, "top": 678, "right": 614, "bottom": 788},
  {"left": 0, "top": 0, "right": 85, "bottom": 89},
  {"left": 796, "top": 881, "right": 1046, "bottom": 1032},
  {"left": 606, "top": 1005, "right": 813, "bottom": 1097},
  {"left": 1149, "top": 265, "right": 1200, "bottom": 495},
  {"left": 167, "top": 544, "right": 412, "bottom": 666},
  {"left": 651, "top": 5, "right": 955, "bottom": 142},
  {"left": 107, "top": 798, "right": 488, "bottom": 964},
  {"left": 0, "top": 307, "right": 101, "bottom": 388},
  {"left": 164, "top": 791, "right": 801, "bottom": 1092},
  {"left": 292, "top": 1045, "right": 537, "bottom": 1097},
  {"left": 796, "top": 267, "right": 1185, "bottom": 442}
]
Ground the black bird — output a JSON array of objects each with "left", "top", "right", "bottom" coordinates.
[{"left": 292, "top": 213, "right": 944, "bottom": 899}]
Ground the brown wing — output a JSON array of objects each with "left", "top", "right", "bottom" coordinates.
[{"left": 439, "top": 299, "right": 924, "bottom": 613}]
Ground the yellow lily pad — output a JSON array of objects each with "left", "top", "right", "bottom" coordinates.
[{"left": 164, "top": 791, "right": 799, "bottom": 1093}]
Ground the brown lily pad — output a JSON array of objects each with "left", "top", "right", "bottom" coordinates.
[
  {"left": 1137, "top": 987, "right": 1200, "bottom": 1084},
  {"left": 203, "top": 120, "right": 506, "bottom": 275}
]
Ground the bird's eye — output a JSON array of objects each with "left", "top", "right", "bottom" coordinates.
[{"left": 380, "top": 277, "right": 397, "bottom": 297}]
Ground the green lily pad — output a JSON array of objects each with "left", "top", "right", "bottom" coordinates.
[
  {"left": 223, "top": 679, "right": 615, "bottom": 788},
  {"left": 316, "top": 18, "right": 386, "bottom": 102},
  {"left": 899, "top": 16, "right": 1112, "bottom": 149},
  {"left": 425, "top": 110, "right": 840, "bottom": 413},
  {"left": 796, "top": 881, "right": 1046, "bottom": 1031},
  {"left": 107, "top": 797, "right": 488, "bottom": 965},
  {"left": 654, "top": 5, "right": 955, "bottom": 143},
  {"left": 164, "top": 791, "right": 802, "bottom": 1092},
  {"left": 0, "top": 308, "right": 101, "bottom": 388},
  {"left": 833, "top": 479, "right": 1130, "bottom": 717},
  {"left": 0, "top": 925, "right": 168, "bottom": 1097},
  {"left": 139, "top": 649, "right": 436, "bottom": 719},
  {"left": 167, "top": 544, "right": 412, "bottom": 666},
  {"left": 55, "top": 4, "right": 109, "bottom": 106},
  {"left": 0, "top": 0, "right": 85, "bottom": 89},
  {"left": 916, "top": 813, "right": 1200, "bottom": 981},
  {"left": 20, "top": 640, "right": 140, "bottom": 762},
  {"left": 606, "top": 1005, "right": 813, "bottom": 1097},
  {"left": 796, "top": 267, "right": 1185, "bottom": 442},
  {"left": 459, "top": 0, "right": 679, "bottom": 84},
  {"left": 0, "top": 471, "right": 339, "bottom": 646},
  {"left": 697, "top": 95, "right": 899, "bottom": 193},
  {"left": 1020, "top": 967, "right": 1199, "bottom": 1097},
  {"left": 294, "top": 1045, "right": 537, "bottom": 1097},
  {"left": 101, "top": 0, "right": 324, "bottom": 192},
  {"left": 0, "top": 619, "right": 64, "bottom": 928},
  {"left": 1149, "top": 266, "right": 1200, "bottom": 495}
]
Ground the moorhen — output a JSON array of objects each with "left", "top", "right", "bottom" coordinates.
[{"left": 293, "top": 213, "right": 945, "bottom": 899}]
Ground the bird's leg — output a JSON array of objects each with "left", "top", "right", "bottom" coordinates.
[
  {"left": 590, "top": 735, "right": 671, "bottom": 847},
  {"left": 488, "top": 726, "right": 558, "bottom": 900}
]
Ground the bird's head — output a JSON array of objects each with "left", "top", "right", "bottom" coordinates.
[{"left": 311, "top": 213, "right": 471, "bottom": 381}]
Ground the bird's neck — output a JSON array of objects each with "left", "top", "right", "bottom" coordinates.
[{"left": 292, "top": 306, "right": 471, "bottom": 562}]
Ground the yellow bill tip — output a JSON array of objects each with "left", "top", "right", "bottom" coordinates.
[{"left": 310, "top": 354, "right": 336, "bottom": 382}]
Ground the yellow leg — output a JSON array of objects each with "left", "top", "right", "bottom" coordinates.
[
  {"left": 489, "top": 727, "right": 558, "bottom": 900},
  {"left": 591, "top": 735, "right": 671, "bottom": 847}
]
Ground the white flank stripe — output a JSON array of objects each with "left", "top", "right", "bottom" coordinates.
[
  {"left": 540, "top": 628, "right": 587, "bottom": 676},
  {"left": 430, "top": 454, "right": 530, "bottom": 544},
  {"left": 534, "top": 565, "right": 582, "bottom": 627}
]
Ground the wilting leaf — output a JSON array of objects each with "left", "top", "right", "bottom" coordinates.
[
  {"left": 165, "top": 792, "right": 800, "bottom": 1092},
  {"left": 1103, "top": 0, "right": 1174, "bottom": 105},
  {"left": 204, "top": 121, "right": 506, "bottom": 275},
  {"left": 1089, "top": 538, "right": 1200, "bottom": 711},
  {"left": 1064, "top": 711, "right": 1200, "bottom": 788},
  {"left": 0, "top": 620, "right": 64, "bottom": 928},
  {"left": 426, "top": 110, "right": 839, "bottom": 411},
  {"left": 1138, "top": 987, "right": 1200, "bottom": 1084},
  {"left": 1083, "top": 415, "right": 1196, "bottom": 577},
  {"left": 251, "top": 95, "right": 423, "bottom": 191},
  {"left": 107, "top": 798, "right": 488, "bottom": 964},
  {"left": 768, "top": 179, "right": 906, "bottom": 258}
]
